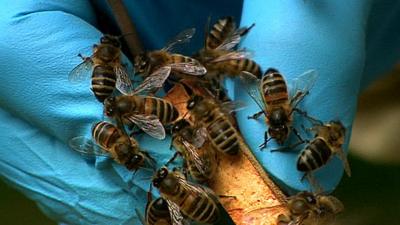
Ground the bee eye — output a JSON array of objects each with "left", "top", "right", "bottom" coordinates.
[
  {"left": 153, "top": 180, "right": 160, "bottom": 188},
  {"left": 159, "top": 168, "right": 168, "bottom": 178},
  {"left": 306, "top": 196, "right": 317, "bottom": 204}
]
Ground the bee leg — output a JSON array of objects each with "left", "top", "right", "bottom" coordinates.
[
  {"left": 291, "top": 108, "right": 323, "bottom": 126},
  {"left": 182, "top": 161, "right": 189, "bottom": 179},
  {"left": 248, "top": 111, "right": 264, "bottom": 120},
  {"left": 165, "top": 152, "right": 180, "bottom": 167},
  {"left": 143, "top": 152, "right": 157, "bottom": 170},
  {"left": 259, "top": 132, "right": 272, "bottom": 150}
]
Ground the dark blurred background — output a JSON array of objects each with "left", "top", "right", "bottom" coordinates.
[{"left": 1, "top": 69, "right": 399, "bottom": 225}]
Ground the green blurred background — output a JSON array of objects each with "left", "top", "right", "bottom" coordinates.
[{"left": 1, "top": 69, "right": 400, "bottom": 225}]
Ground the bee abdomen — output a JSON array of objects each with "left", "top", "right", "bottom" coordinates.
[
  {"left": 207, "top": 117, "right": 240, "bottom": 155},
  {"left": 206, "top": 16, "right": 235, "bottom": 50},
  {"left": 171, "top": 54, "right": 197, "bottom": 64},
  {"left": 185, "top": 195, "right": 218, "bottom": 223},
  {"left": 91, "top": 65, "right": 116, "bottom": 102},
  {"left": 147, "top": 198, "right": 171, "bottom": 225},
  {"left": 297, "top": 138, "right": 332, "bottom": 172},
  {"left": 92, "top": 121, "right": 120, "bottom": 149},
  {"left": 149, "top": 98, "right": 179, "bottom": 125},
  {"left": 262, "top": 72, "right": 289, "bottom": 105}
]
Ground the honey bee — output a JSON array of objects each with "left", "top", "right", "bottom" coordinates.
[
  {"left": 296, "top": 121, "right": 351, "bottom": 185},
  {"left": 103, "top": 95, "right": 180, "bottom": 140},
  {"left": 277, "top": 191, "right": 344, "bottom": 225},
  {"left": 69, "top": 35, "right": 133, "bottom": 102},
  {"left": 241, "top": 68, "right": 318, "bottom": 149},
  {"left": 69, "top": 121, "right": 152, "bottom": 171},
  {"left": 170, "top": 119, "right": 218, "bottom": 183},
  {"left": 133, "top": 28, "right": 207, "bottom": 93},
  {"left": 135, "top": 188, "right": 187, "bottom": 225},
  {"left": 186, "top": 95, "right": 245, "bottom": 155},
  {"left": 195, "top": 16, "right": 262, "bottom": 80},
  {"left": 152, "top": 167, "right": 220, "bottom": 224}
]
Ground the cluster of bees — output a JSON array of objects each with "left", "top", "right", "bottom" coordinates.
[{"left": 68, "top": 16, "right": 351, "bottom": 225}]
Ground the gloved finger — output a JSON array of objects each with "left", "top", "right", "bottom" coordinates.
[
  {"left": 0, "top": 1, "right": 150, "bottom": 224},
  {"left": 0, "top": 0, "right": 103, "bottom": 144},
  {"left": 234, "top": 0, "right": 370, "bottom": 194},
  {"left": 0, "top": 107, "right": 138, "bottom": 225},
  {"left": 361, "top": 0, "right": 400, "bottom": 89}
]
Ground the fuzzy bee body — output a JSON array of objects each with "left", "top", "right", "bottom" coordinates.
[
  {"left": 172, "top": 120, "right": 217, "bottom": 182},
  {"left": 69, "top": 35, "right": 133, "bottom": 102},
  {"left": 278, "top": 191, "right": 344, "bottom": 225},
  {"left": 297, "top": 121, "right": 351, "bottom": 177},
  {"left": 196, "top": 16, "right": 262, "bottom": 79},
  {"left": 152, "top": 168, "right": 220, "bottom": 224},
  {"left": 145, "top": 197, "right": 172, "bottom": 225},
  {"left": 188, "top": 97, "right": 242, "bottom": 155}
]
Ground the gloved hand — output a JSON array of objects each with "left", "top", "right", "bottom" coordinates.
[{"left": 1, "top": 0, "right": 400, "bottom": 225}]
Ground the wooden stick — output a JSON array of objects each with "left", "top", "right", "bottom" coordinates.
[{"left": 107, "top": 0, "right": 143, "bottom": 55}]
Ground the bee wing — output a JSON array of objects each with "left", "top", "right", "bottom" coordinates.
[
  {"left": 216, "top": 24, "right": 254, "bottom": 51},
  {"left": 209, "top": 49, "right": 252, "bottom": 63},
  {"left": 68, "top": 58, "right": 93, "bottom": 82},
  {"left": 68, "top": 136, "right": 110, "bottom": 157},
  {"left": 239, "top": 71, "right": 265, "bottom": 112},
  {"left": 288, "top": 69, "right": 319, "bottom": 100},
  {"left": 192, "top": 127, "right": 208, "bottom": 148},
  {"left": 169, "top": 62, "right": 207, "bottom": 75},
  {"left": 182, "top": 140, "right": 208, "bottom": 176},
  {"left": 125, "top": 114, "right": 166, "bottom": 140},
  {"left": 114, "top": 65, "right": 134, "bottom": 95},
  {"left": 220, "top": 100, "right": 247, "bottom": 114},
  {"left": 162, "top": 28, "right": 196, "bottom": 53},
  {"left": 131, "top": 66, "right": 171, "bottom": 95},
  {"left": 166, "top": 199, "right": 187, "bottom": 225}
]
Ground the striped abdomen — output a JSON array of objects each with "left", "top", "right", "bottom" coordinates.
[
  {"left": 297, "top": 138, "right": 333, "bottom": 172},
  {"left": 91, "top": 121, "right": 120, "bottom": 150},
  {"left": 261, "top": 71, "right": 289, "bottom": 107},
  {"left": 204, "top": 109, "right": 241, "bottom": 155},
  {"left": 169, "top": 54, "right": 198, "bottom": 64},
  {"left": 170, "top": 185, "right": 218, "bottom": 223},
  {"left": 144, "top": 97, "right": 180, "bottom": 125},
  {"left": 216, "top": 58, "right": 262, "bottom": 78},
  {"left": 146, "top": 198, "right": 171, "bottom": 225},
  {"left": 91, "top": 65, "right": 116, "bottom": 102},
  {"left": 206, "top": 16, "right": 236, "bottom": 50}
]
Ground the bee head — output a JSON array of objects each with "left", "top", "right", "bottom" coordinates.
[
  {"left": 104, "top": 97, "right": 116, "bottom": 117},
  {"left": 268, "top": 108, "right": 289, "bottom": 144},
  {"left": 187, "top": 95, "right": 203, "bottom": 110},
  {"left": 288, "top": 192, "right": 316, "bottom": 215},
  {"left": 134, "top": 53, "right": 149, "bottom": 74},
  {"left": 152, "top": 167, "right": 169, "bottom": 188},
  {"left": 153, "top": 198, "right": 169, "bottom": 211},
  {"left": 100, "top": 35, "right": 121, "bottom": 48},
  {"left": 172, "top": 119, "right": 190, "bottom": 133},
  {"left": 127, "top": 154, "right": 144, "bottom": 170}
]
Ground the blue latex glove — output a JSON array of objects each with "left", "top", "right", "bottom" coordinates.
[{"left": 1, "top": 0, "right": 400, "bottom": 224}]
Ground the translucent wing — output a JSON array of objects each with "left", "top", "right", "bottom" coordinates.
[
  {"left": 209, "top": 50, "right": 252, "bottom": 63},
  {"left": 182, "top": 140, "right": 207, "bottom": 176},
  {"left": 115, "top": 65, "right": 133, "bottom": 95},
  {"left": 162, "top": 28, "right": 196, "bottom": 53},
  {"left": 192, "top": 127, "right": 208, "bottom": 148},
  {"left": 170, "top": 62, "right": 207, "bottom": 75},
  {"left": 131, "top": 66, "right": 171, "bottom": 95},
  {"left": 220, "top": 100, "right": 247, "bottom": 114},
  {"left": 216, "top": 24, "right": 255, "bottom": 51},
  {"left": 289, "top": 69, "right": 319, "bottom": 99},
  {"left": 68, "top": 58, "right": 93, "bottom": 82},
  {"left": 125, "top": 114, "right": 166, "bottom": 140},
  {"left": 239, "top": 71, "right": 265, "bottom": 112},
  {"left": 166, "top": 199, "right": 186, "bottom": 225},
  {"left": 68, "top": 136, "right": 110, "bottom": 157}
]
